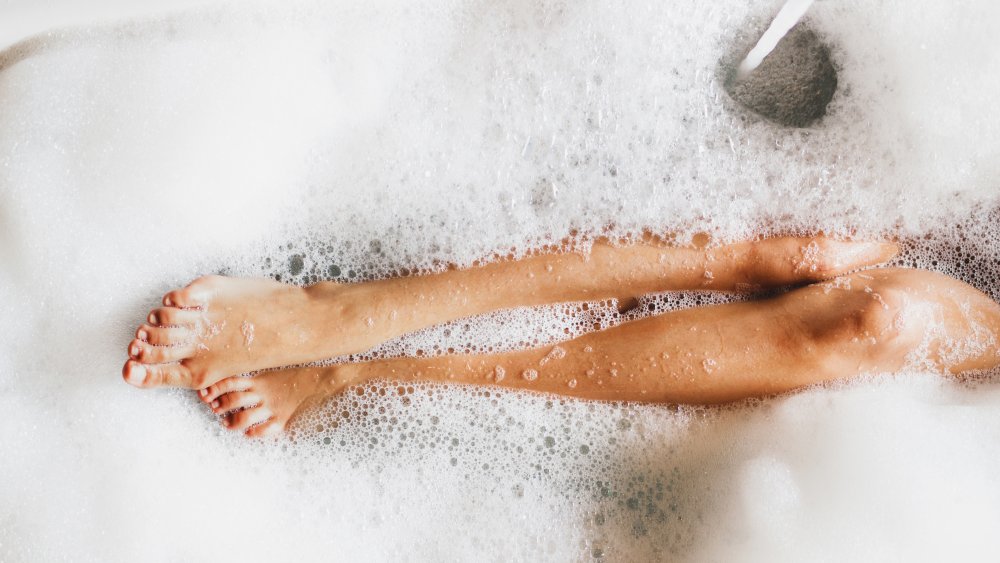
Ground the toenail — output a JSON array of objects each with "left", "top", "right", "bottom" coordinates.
[
  {"left": 148, "top": 313, "right": 158, "bottom": 324},
  {"left": 130, "top": 344, "right": 139, "bottom": 357},
  {"left": 164, "top": 297, "right": 173, "bottom": 307},
  {"left": 137, "top": 329, "right": 148, "bottom": 341},
  {"left": 199, "top": 388, "right": 208, "bottom": 397},
  {"left": 128, "top": 364, "right": 146, "bottom": 384},
  {"left": 211, "top": 400, "right": 219, "bottom": 409}
]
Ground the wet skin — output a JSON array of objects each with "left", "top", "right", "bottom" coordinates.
[{"left": 119, "top": 236, "right": 1000, "bottom": 436}]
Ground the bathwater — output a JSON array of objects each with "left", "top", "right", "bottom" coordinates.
[{"left": 1, "top": 0, "right": 999, "bottom": 561}]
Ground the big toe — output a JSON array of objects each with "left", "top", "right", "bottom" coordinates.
[
  {"left": 123, "top": 360, "right": 148, "bottom": 387},
  {"left": 245, "top": 419, "right": 283, "bottom": 438}
]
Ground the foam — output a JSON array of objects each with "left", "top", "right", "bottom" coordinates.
[{"left": 1, "top": 0, "right": 1000, "bottom": 561}]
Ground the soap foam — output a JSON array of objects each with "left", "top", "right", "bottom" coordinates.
[{"left": 1, "top": 0, "right": 1000, "bottom": 561}]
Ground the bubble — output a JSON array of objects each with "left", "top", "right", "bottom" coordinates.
[
  {"left": 289, "top": 255, "right": 305, "bottom": 276},
  {"left": 539, "top": 345, "right": 567, "bottom": 366}
]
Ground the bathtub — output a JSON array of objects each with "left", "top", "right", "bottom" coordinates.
[{"left": 2, "top": 0, "right": 999, "bottom": 561}]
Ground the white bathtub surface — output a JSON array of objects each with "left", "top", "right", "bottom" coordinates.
[{"left": 1, "top": 1, "right": 999, "bottom": 561}]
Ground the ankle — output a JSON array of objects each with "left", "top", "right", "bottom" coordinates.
[
  {"left": 304, "top": 280, "right": 346, "bottom": 302},
  {"left": 302, "top": 281, "right": 372, "bottom": 346},
  {"left": 326, "top": 363, "right": 368, "bottom": 393}
]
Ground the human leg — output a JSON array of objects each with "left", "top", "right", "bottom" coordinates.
[
  {"left": 206, "top": 267, "right": 1000, "bottom": 436},
  {"left": 123, "top": 236, "right": 896, "bottom": 390}
]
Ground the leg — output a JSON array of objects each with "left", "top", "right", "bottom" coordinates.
[
  {"left": 123, "top": 236, "right": 897, "bottom": 389},
  {"left": 207, "top": 268, "right": 1000, "bottom": 436}
]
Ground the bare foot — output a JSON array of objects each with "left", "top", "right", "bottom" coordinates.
[
  {"left": 122, "top": 275, "right": 368, "bottom": 389},
  {"left": 199, "top": 364, "right": 355, "bottom": 437}
]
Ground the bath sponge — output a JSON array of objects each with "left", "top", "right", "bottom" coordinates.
[{"left": 725, "top": 23, "right": 837, "bottom": 128}]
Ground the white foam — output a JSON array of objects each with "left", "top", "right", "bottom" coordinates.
[{"left": 1, "top": 0, "right": 1000, "bottom": 561}]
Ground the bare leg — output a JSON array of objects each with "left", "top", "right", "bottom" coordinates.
[
  {"left": 205, "top": 268, "right": 1000, "bottom": 436},
  {"left": 123, "top": 236, "right": 897, "bottom": 389}
]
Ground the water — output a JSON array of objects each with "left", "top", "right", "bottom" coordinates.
[
  {"left": 1, "top": 0, "right": 1000, "bottom": 561},
  {"left": 736, "top": 0, "right": 815, "bottom": 80}
]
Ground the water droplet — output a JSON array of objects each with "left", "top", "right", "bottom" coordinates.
[{"left": 539, "top": 345, "right": 567, "bottom": 366}]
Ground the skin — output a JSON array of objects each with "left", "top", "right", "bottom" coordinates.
[
  {"left": 125, "top": 234, "right": 1000, "bottom": 437},
  {"left": 122, "top": 235, "right": 897, "bottom": 389},
  {"left": 201, "top": 267, "right": 1000, "bottom": 437}
]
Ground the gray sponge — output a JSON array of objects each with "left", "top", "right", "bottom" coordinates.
[{"left": 724, "top": 23, "right": 838, "bottom": 128}]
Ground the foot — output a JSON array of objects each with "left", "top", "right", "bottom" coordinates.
[
  {"left": 122, "top": 275, "right": 366, "bottom": 389},
  {"left": 199, "top": 364, "right": 355, "bottom": 437}
]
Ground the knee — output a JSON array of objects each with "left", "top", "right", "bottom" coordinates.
[
  {"left": 807, "top": 268, "right": 1000, "bottom": 373},
  {"left": 819, "top": 269, "right": 928, "bottom": 358},
  {"left": 854, "top": 285, "right": 912, "bottom": 343}
]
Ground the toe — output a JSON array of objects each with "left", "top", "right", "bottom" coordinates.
[
  {"left": 224, "top": 406, "right": 273, "bottom": 433},
  {"left": 200, "top": 376, "right": 253, "bottom": 403},
  {"left": 123, "top": 360, "right": 193, "bottom": 388},
  {"left": 211, "top": 391, "right": 262, "bottom": 414},
  {"left": 136, "top": 324, "right": 193, "bottom": 346},
  {"left": 744, "top": 237, "right": 900, "bottom": 286},
  {"left": 129, "top": 339, "right": 198, "bottom": 364},
  {"left": 163, "top": 287, "right": 208, "bottom": 309},
  {"left": 816, "top": 239, "right": 899, "bottom": 275},
  {"left": 123, "top": 360, "right": 147, "bottom": 387},
  {"left": 245, "top": 420, "right": 283, "bottom": 438},
  {"left": 147, "top": 307, "right": 201, "bottom": 327}
]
